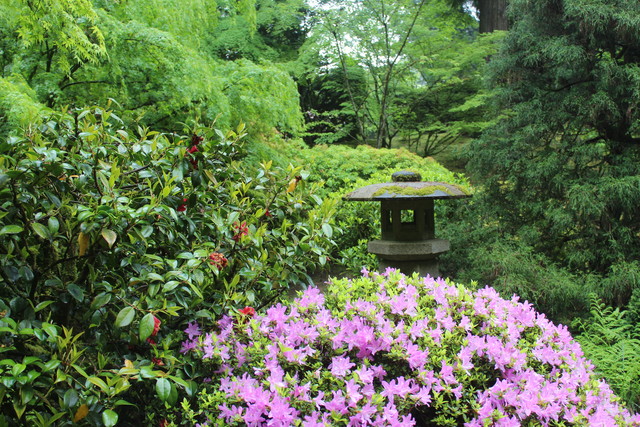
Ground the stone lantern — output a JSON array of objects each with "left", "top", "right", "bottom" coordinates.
[{"left": 342, "top": 171, "right": 470, "bottom": 278}]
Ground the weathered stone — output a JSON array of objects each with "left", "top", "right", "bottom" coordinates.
[
  {"left": 392, "top": 170, "right": 422, "bottom": 182},
  {"left": 368, "top": 239, "right": 450, "bottom": 259}
]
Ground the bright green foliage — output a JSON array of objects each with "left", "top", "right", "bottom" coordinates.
[
  {"left": 295, "top": 61, "right": 369, "bottom": 145},
  {"left": 67, "top": 12, "right": 234, "bottom": 130},
  {"left": 13, "top": 0, "right": 106, "bottom": 75},
  {"left": 0, "top": 0, "right": 306, "bottom": 140},
  {"left": 220, "top": 60, "right": 304, "bottom": 136},
  {"left": 106, "top": 0, "right": 220, "bottom": 50},
  {"left": 255, "top": 0, "right": 309, "bottom": 61},
  {"left": 0, "top": 106, "right": 336, "bottom": 424},
  {"left": 468, "top": 0, "right": 640, "bottom": 282},
  {"left": 302, "top": 0, "right": 485, "bottom": 150},
  {"left": 575, "top": 295, "right": 640, "bottom": 412},
  {"left": 0, "top": 75, "right": 47, "bottom": 138},
  {"left": 394, "top": 31, "right": 505, "bottom": 156},
  {"left": 292, "top": 144, "right": 468, "bottom": 197}
]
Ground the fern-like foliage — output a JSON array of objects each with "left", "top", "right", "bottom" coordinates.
[{"left": 575, "top": 294, "right": 640, "bottom": 412}]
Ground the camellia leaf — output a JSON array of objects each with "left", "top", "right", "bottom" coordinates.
[
  {"left": 32, "top": 223, "right": 51, "bottom": 239},
  {"left": 139, "top": 313, "right": 155, "bottom": 341},
  {"left": 115, "top": 307, "right": 135, "bottom": 328},
  {"left": 155, "top": 378, "right": 171, "bottom": 402},
  {"left": 67, "top": 283, "right": 84, "bottom": 302},
  {"left": 322, "top": 223, "right": 333, "bottom": 238},
  {"left": 73, "top": 404, "right": 89, "bottom": 422},
  {"left": 78, "top": 232, "right": 90, "bottom": 256},
  {"left": 102, "top": 409, "right": 118, "bottom": 427},
  {"left": 101, "top": 229, "right": 117, "bottom": 248},
  {"left": 0, "top": 225, "right": 23, "bottom": 235},
  {"left": 63, "top": 389, "right": 78, "bottom": 409}
]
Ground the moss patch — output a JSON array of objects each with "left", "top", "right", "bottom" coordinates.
[{"left": 372, "top": 184, "right": 469, "bottom": 198}]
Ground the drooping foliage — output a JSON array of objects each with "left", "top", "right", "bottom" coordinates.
[
  {"left": 0, "top": 0, "right": 305, "bottom": 139},
  {"left": 467, "top": 0, "right": 640, "bottom": 284}
]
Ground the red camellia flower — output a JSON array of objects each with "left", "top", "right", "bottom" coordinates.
[
  {"left": 152, "top": 357, "right": 164, "bottom": 366},
  {"left": 159, "top": 419, "right": 169, "bottom": 427},
  {"left": 177, "top": 198, "right": 188, "bottom": 212},
  {"left": 184, "top": 134, "right": 203, "bottom": 169},
  {"left": 232, "top": 221, "right": 249, "bottom": 242},
  {"left": 191, "top": 133, "right": 203, "bottom": 146},
  {"left": 240, "top": 306, "right": 256, "bottom": 317},
  {"left": 152, "top": 316, "right": 161, "bottom": 336},
  {"left": 208, "top": 252, "right": 228, "bottom": 269}
]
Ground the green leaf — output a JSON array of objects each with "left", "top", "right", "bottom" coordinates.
[
  {"left": 322, "top": 223, "right": 333, "bottom": 238},
  {"left": 115, "top": 307, "right": 135, "bottom": 328},
  {"left": 34, "top": 300, "right": 54, "bottom": 313},
  {"left": 43, "top": 360, "right": 61, "bottom": 371},
  {"left": 63, "top": 389, "right": 78, "bottom": 409},
  {"left": 0, "top": 225, "right": 23, "bottom": 235},
  {"left": 67, "top": 284, "right": 84, "bottom": 302},
  {"left": 139, "top": 313, "right": 155, "bottom": 341},
  {"left": 102, "top": 409, "right": 118, "bottom": 427},
  {"left": 87, "top": 376, "right": 108, "bottom": 392},
  {"left": 162, "top": 281, "right": 179, "bottom": 292},
  {"left": 155, "top": 378, "right": 171, "bottom": 401},
  {"left": 141, "top": 225, "right": 154, "bottom": 238},
  {"left": 32, "top": 223, "right": 51, "bottom": 239},
  {"left": 91, "top": 292, "right": 111, "bottom": 309},
  {"left": 48, "top": 217, "right": 60, "bottom": 234},
  {"left": 101, "top": 229, "right": 117, "bottom": 248},
  {"left": 167, "top": 381, "right": 178, "bottom": 405},
  {"left": 177, "top": 252, "right": 194, "bottom": 259},
  {"left": 12, "top": 364, "right": 25, "bottom": 376}
]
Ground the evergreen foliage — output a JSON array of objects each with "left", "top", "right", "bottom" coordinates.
[{"left": 468, "top": 0, "right": 640, "bottom": 283}]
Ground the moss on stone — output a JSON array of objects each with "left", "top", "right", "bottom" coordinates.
[
  {"left": 391, "top": 170, "right": 422, "bottom": 182},
  {"left": 372, "top": 184, "right": 469, "bottom": 198}
]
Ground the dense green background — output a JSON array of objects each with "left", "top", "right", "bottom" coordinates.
[{"left": 1, "top": 0, "right": 639, "bottom": 423}]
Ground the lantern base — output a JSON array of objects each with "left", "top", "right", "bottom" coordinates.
[{"left": 368, "top": 239, "right": 450, "bottom": 278}]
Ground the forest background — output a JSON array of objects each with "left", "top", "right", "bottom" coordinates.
[{"left": 1, "top": 0, "right": 640, "bottom": 424}]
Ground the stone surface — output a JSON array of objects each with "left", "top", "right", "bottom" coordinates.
[{"left": 368, "top": 239, "right": 450, "bottom": 259}]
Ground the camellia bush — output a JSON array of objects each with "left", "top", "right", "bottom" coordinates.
[
  {"left": 179, "top": 269, "right": 640, "bottom": 426},
  {"left": 0, "top": 105, "right": 336, "bottom": 425}
]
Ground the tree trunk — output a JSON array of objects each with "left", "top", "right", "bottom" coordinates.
[{"left": 478, "top": 0, "right": 508, "bottom": 33}]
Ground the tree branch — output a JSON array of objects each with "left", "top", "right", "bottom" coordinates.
[{"left": 59, "top": 80, "right": 111, "bottom": 91}]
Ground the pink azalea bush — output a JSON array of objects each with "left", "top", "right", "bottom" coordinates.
[{"left": 180, "top": 269, "right": 640, "bottom": 426}]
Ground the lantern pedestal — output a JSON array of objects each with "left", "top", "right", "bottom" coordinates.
[{"left": 368, "top": 239, "right": 450, "bottom": 277}]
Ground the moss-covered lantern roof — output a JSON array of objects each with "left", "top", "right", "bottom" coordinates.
[{"left": 342, "top": 171, "right": 471, "bottom": 201}]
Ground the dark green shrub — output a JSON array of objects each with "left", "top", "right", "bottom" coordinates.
[{"left": 0, "top": 104, "right": 336, "bottom": 424}]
